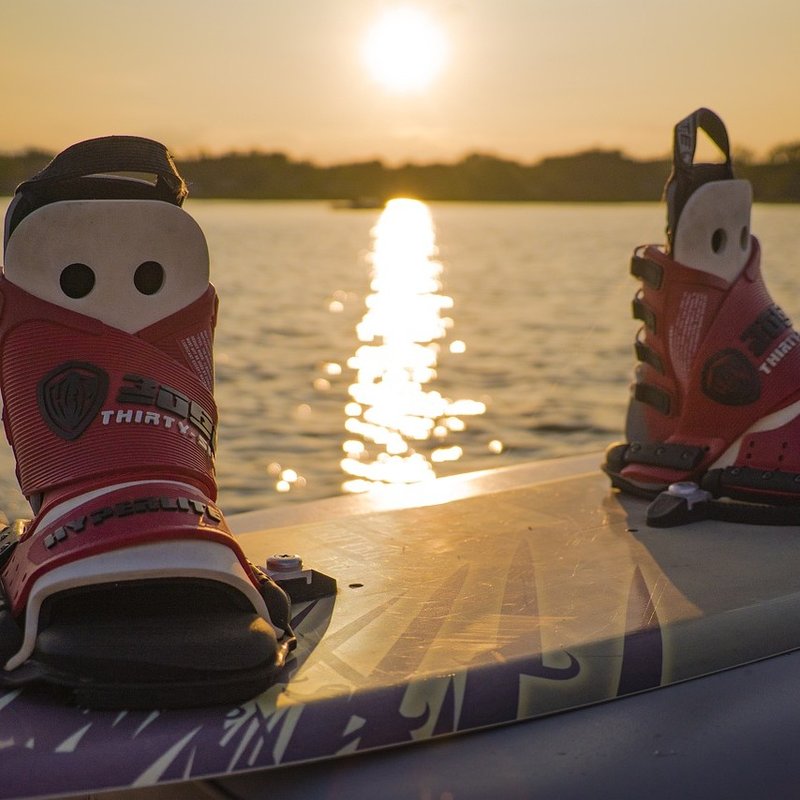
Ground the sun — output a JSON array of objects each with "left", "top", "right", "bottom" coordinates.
[{"left": 362, "top": 8, "right": 447, "bottom": 93}]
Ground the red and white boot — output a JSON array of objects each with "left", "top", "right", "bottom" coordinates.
[
  {"left": 0, "top": 137, "right": 294, "bottom": 706},
  {"left": 605, "top": 109, "right": 800, "bottom": 525}
]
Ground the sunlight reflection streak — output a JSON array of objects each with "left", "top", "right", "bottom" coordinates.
[{"left": 341, "top": 199, "right": 486, "bottom": 493}]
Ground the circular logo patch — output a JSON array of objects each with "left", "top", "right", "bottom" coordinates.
[{"left": 701, "top": 348, "right": 761, "bottom": 406}]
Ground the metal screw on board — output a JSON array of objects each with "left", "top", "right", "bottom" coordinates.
[
  {"left": 665, "top": 481, "right": 711, "bottom": 510},
  {"left": 267, "top": 553, "right": 303, "bottom": 572},
  {"left": 265, "top": 552, "right": 337, "bottom": 601}
]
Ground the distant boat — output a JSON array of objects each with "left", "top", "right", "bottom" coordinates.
[{"left": 331, "top": 196, "right": 385, "bottom": 210}]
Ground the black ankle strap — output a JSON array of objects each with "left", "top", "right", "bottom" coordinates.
[{"left": 5, "top": 136, "right": 188, "bottom": 246}]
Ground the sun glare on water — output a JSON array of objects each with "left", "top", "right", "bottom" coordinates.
[
  {"left": 340, "top": 199, "right": 486, "bottom": 494},
  {"left": 362, "top": 8, "right": 448, "bottom": 93}
]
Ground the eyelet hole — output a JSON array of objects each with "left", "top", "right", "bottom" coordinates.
[
  {"left": 60, "top": 263, "right": 95, "bottom": 299},
  {"left": 134, "top": 261, "right": 165, "bottom": 295},
  {"left": 711, "top": 228, "right": 727, "bottom": 254},
  {"left": 740, "top": 225, "right": 749, "bottom": 250}
]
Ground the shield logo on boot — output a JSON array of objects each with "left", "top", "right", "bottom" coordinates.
[
  {"left": 701, "top": 348, "right": 761, "bottom": 406},
  {"left": 37, "top": 362, "right": 109, "bottom": 440}
]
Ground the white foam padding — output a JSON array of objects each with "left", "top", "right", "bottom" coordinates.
[
  {"left": 3, "top": 199, "right": 209, "bottom": 333},
  {"left": 673, "top": 179, "right": 752, "bottom": 283}
]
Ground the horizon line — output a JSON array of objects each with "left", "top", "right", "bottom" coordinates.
[{"left": 3, "top": 142, "right": 797, "bottom": 169}]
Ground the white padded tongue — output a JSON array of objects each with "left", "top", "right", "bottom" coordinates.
[
  {"left": 2, "top": 199, "right": 209, "bottom": 333},
  {"left": 672, "top": 179, "right": 752, "bottom": 283}
]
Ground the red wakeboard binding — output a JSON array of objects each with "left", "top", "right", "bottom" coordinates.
[
  {"left": 604, "top": 108, "right": 800, "bottom": 527},
  {"left": 0, "top": 137, "right": 295, "bottom": 707}
]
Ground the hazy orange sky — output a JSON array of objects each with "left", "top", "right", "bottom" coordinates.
[{"left": 2, "top": 0, "right": 800, "bottom": 165}]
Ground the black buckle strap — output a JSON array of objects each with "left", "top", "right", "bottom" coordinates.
[
  {"left": 634, "top": 338, "right": 665, "bottom": 373},
  {"left": 633, "top": 383, "right": 672, "bottom": 415},
  {"left": 701, "top": 466, "right": 800, "bottom": 503},
  {"left": 632, "top": 295, "right": 657, "bottom": 332},
  {"left": 623, "top": 441, "right": 703, "bottom": 470},
  {"left": 630, "top": 254, "right": 663, "bottom": 289},
  {"left": 647, "top": 481, "right": 800, "bottom": 527}
]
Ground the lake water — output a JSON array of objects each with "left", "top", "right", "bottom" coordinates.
[{"left": 0, "top": 199, "right": 799, "bottom": 519}]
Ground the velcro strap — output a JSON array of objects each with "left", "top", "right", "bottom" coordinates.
[
  {"left": 630, "top": 255, "right": 663, "bottom": 289},
  {"left": 702, "top": 466, "right": 800, "bottom": 502},
  {"left": 623, "top": 441, "right": 705, "bottom": 470},
  {"left": 634, "top": 339, "right": 665, "bottom": 373},
  {"left": 632, "top": 296, "right": 656, "bottom": 331},
  {"left": 633, "top": 382, "right": 671, "bottom": 415}
]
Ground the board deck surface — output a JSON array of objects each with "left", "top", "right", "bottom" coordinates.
[{"left": 3, "top": 452, "right": 800, "bottom": 800}]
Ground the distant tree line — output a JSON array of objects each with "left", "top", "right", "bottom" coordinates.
[{"left": 2, "top": 144, "right": 800, "bottom": 202}]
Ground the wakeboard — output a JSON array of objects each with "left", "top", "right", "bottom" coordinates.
[{"left": 3, "top": 452, "right": 800, "bottom": 799}]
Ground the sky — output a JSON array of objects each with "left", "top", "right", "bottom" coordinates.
[{"left": 2, "top": 0, "right": 800, "bottom": 165}]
